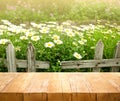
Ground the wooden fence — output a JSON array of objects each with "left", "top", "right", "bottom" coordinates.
[
  {"left": 61, "top": 40, "right": 120, "bottom": 72},
  {"left": 0, "top": 42, "right": 50, "bottom": 72},
  {"left": 0, "top": 40, "right": 120, "bottom": 72}
]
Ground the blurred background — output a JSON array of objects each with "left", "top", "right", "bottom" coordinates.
[{"left": 0, "top": 0, "right": 120, "bottom": 24}]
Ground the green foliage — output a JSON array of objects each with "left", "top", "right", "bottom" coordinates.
[{"left": 0, "top": 20, "right": 120, "bottom": 72}]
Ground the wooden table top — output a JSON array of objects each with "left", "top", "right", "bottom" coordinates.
[{"left": 0, "top": 73, "right": 120, "bottom": 101}]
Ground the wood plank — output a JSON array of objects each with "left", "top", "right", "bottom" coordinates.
[
  {"left": 47, "top": 73, "right": 63, "bottom": 101},
  {"left": 60, "top": 73, "right": 71, "bottom": 101},
  {"left": 61, "top": 58, "right": 120, "bottom": 69},
  {"left": 67, "top": 73, "right": 77, "bottom": 101},
  {"left": 24, "top": 73, "right": 49, "bottom": 93},
  {"left": 97, "top": 93, "right": 120, "bottom": 101},
  {"left": 16, "top": 60, "right": 50, "bottom": 69},
  {"left": 77, "top": 93, "right": 96, "bottom": 101},
  {"left": 27, "top": 43, "right": 36, "bottom": 72},
  {"left": 112, "top": 41, "right": 120, "bottom": 72},
  {"left": 0, "top": 58, "right": 50, "bottom": 69},
  {"left": 2, "top": 73, "right": 34, "bottom": 92},
  {"left": 0, "top": 73, "right": 24, "bottom": 101},
  {"left": 100, "top": 73, "right": 120, "bottom": 91},
  {"left": 0, "top": 73, "right": 17, "bottom": 91},
  {"left": 93, "top": 39, "right": 104, "bottom": 72},
  {"left": 24, "top": 93, "right": 46, "bottom": 101},
  {"left": 84, "top": 73, "right": 120, "bottom": 101},
  {"left": 24, "top": 73, "right": 50, "bottom": 101},
  {"left": 0, "top": 73, "right": 33, "bottom": 101},
  {"left": 63, "top": 73, "right": 96, "bottom": 101},
  {"left": 6, "top": 42, "right": 16, "bottom": 72},
  {"left": 0, "top": 73, "right": 119, "bottom": 101},
  {"left": 0, "top": 93, "right": 23, "bottom": 101},
  {"left": 84, "top": 73, "right": 119, "bottom": 93}
]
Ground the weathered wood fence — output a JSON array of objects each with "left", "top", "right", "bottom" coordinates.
[
  {"left": 0, "top": 40, "right": 120, "bottom": 72},
  {"left": 0, "top": 42, "right": 50, "bottom": 72},
  {"left": 61, "top": 40, "right": 120, "bottom": 72}
]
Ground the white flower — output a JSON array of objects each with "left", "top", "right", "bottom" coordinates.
[
  {"left": 1, "top": 20, "right": 12, "bottom": 25},
  {"left": 64, "top": 28, "right": 75, "bottom": 37},
  {"left": 15, "top": 46, "right": 21, "bottom": 51},
  {"left": 39, "top": 23, "right": 46, "bottom": 27},
  {"left": 0, "top": 25, "right": 8, "bottom": 30},
  {"left": 71, "top": 26, "right": 81, "bottom": 31},
  {"left": 7, "top": 27, "right": 16, "bottom": 32},
  {"left": 78, "top": 39, "right": 87, "bottom": 45},
  {"left": 47, "top": 25, "right": 56, "bottom": 28},
  {"left": 89, "top": 24, "right": 95, "bottom": 30},
  {"left": 52, "top": 35, "right": 60, "bottom": 40},
  {"left": 66, "top": 31, "right": 75, "bottom": 37},
  {"left": 72, "top": 42, "right": 78, "bottom": 46},
  {"left": 75, "top": 32, "right": 84, "bottom": 38},
  {"left": 39, "top": 27, "right": 49, "bottom": 33},
  {"left": 64, "top": 28, "right": 72, "bottom": 33},
  {"left": 62, "top": 22, "right": 71, "bottom": 26},
  {"left": 25, "top": 31, "right": 34, "bottom": 37},
  {"left": 20, "top": 24, "right": 26, "bottom": 27},
  {"left": 54, "top": 40, "right": 63, "bottom": 45},
  {"left": 78, "top": 40, "right": 85, "bottom": 45},
  {"left": 30, "top": 22, "right": 38, "bottom": 27},
  {"left": 0, "top": 39, "right": 9, "bottom": 45},
  {"left": 56, "top": 25, "right": 64, "bottom": 32},
  {"left": 7, "top": 25, "right": 25, "bottom": 34},
  {"left": 44, "top": 42, "right": 55, "bottom": 48},
  {"left": 90, "top": 46, "right": 95, "bottom": 49},
  {"left": 73, "top": 52, "right": 82, "bottom": 59},
  {"left": 31, "top": 36, "right": 40, "bottom": 41},
  {"left": 20, "top": 36, "right": 28, "bottom": 40}
]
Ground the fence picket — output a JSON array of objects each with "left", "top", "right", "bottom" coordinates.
[
  {"left": 27, "top": 43, "right": 36, "bottom": 72},
  {"left": 111, "top": 41, "right": 120, "bottom": 72},
  {"left": 6, "top": 42, "right": 16, "bottom": 72},
  {"left": 92, "top": 40, "right": 104, "bottom": 72}
]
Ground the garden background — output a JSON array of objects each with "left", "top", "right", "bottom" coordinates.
[{"left": 0, "top": 0, "right": 120, "bottom": 72}]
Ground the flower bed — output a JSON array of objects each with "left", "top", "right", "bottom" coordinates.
[{"left": 0, "top": 20, "right": 120, "bottom": 71}]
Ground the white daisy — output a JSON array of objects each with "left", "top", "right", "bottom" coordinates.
[
  {"left": 44, "top": 42, "right": 55, "bottom": 48},
  {"left": 73, "top": 52, "right": 82, "bottom": 59}
]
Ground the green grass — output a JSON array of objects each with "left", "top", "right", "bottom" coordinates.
[{"left": 0, "top": 0, "right": 120, "bottom": 24}]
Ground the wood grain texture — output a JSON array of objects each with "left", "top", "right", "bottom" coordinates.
[
  {"left": 0, "top": 58, "right": 50, "bottom": 69},
  {"left": 112, "top": 41, "right": 120, "bottom": 72},
  {"left": 47, "top": 73, "right": 63, "bottom": 101},
  {"left": 6, "top": 42, "right": 16, "bottom": 72},
  {"left": 97, "top": 93, "right": 120, "bottom": 101},
  {"left": 61, "top": 58, "right": 120, "bottom": 69},
  {"left": 84, "top": 73, "right": 120, "bottom": 101},
  {"left": 68, "top": 73, "right": 95, "bottom": 101},
  {"left": 60, "top": 74, "right": 71, "bottom": 101},
  {"left": 27, "top": 43, "right": 36, "bottom": 72},
  {"left": 0, "top": 73, "right": 23, "bottom": 101},
  {"left": 93, "top": 40, "right": 104, "bottom": 72},
  {"left": 0, "top": 73, "right": 120, "bottom": 101},
  {"left": 24, "top": 93, "right": 46, "bottom": 101},
  {"left": 0, "top": 93, "right": 23, "bottom": 101}
]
